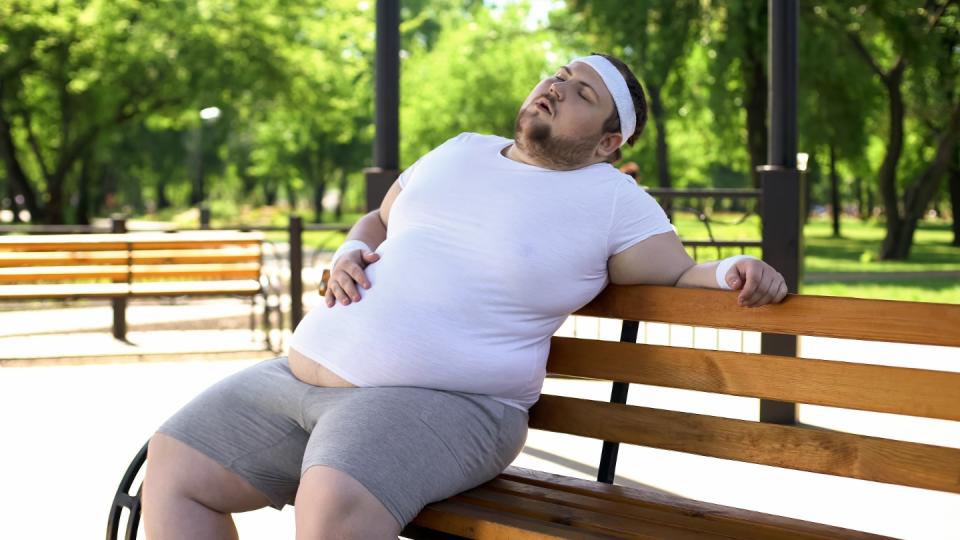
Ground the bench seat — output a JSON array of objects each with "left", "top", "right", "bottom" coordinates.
[{"left": 408, "top": 467, "right": 888, "bottom": 539}]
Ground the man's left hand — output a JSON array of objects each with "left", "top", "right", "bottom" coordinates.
[{"left": 723, "top": 258, "right": 788, "bottom": 307}]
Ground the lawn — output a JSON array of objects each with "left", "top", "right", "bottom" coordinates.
[
  {"left": 140, "top": 206, "right": 959, "bottom": 304},
  {"left": 671, "top": 212, "right": 959, "bottom": 303}
]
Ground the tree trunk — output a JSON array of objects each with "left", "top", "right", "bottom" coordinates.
[
  {"left": 890, "top": 102, "right": 960, "bottom": 259},
  {"left": 6, "top": 176, "right": 19, "bottom": 222},
  {"left": 335, "top": 170, "right": 347, "bottom": 221},
  {"left": 0, "top": 108, "right": 41, "bottom": 219},
  {"left": 949, "top": 140, "right": 960, "bottom": 246},
  {"left": 314, "top": 180, "right": 326, "bottom": 224},
  {"left": 854, "top": 175, "right": 866, "bottom": 220},
  {"left": 647, "top": 83, "right": 672, "bottom": 218},
  {"left": 263, "top": 178, "right": 278, "bottom": 206},
  {"left": 829, "top": 144, "right": 841, "bottom": 237},
  {"left": 156, "top": 176, "right": 170, "bottom": 210},
  {"left": 286, "top": 177, "right": 298, "bottom": 209},
  {"left": 740, "top": 1, "right": 767, "bottom": 188},
  {"left": 878, "top": 61, "right": 906, "bottom": 260},
  {"left": 647, "top": 84, "right": 672, "bottom": 189},
  {"left": 77, "top": 157, "right": 90, "bottom": 225},
  {"left": 44, "top": 172, "right": 66, "bottom": 224}
]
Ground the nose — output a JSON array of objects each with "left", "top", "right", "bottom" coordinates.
[{"left": 549, "top": 81, "right": 564, "bottom": 101}]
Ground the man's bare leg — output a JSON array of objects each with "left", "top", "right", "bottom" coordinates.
[
  {"left": 295, "top": 465, "right": 401, "bottom": 540},
  {"left": 142, "top": 433, "right": 274, "bottom": 540}
]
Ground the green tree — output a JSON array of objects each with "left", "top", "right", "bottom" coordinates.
[
  {"left": 400, "top": 5, "right": 551, "bottom": 165},
  {"left": 798, "top": 5, "right": 878, "bottom": 236},
  {"left": 566, "top": 0, "right": 701, "bottom": 196},
  {"left": 702, "top": 1, "right": 768, "bottom": 188},
  {"left": 0, "top": 0, "right": 300, "bottom": 223},
  {"left": 818, "top": 1, "right": 960, "bottom": 259}
]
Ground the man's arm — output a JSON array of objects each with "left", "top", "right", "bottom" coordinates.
[
  {"left": 607, "top": 231, "right": 787, "bottom": 307},
  {"left": 324, "top": 179, "right": 403, "bottom": 307}
]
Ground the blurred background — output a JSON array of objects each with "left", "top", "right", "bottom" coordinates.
[{"left": 2, "top": 0, "right": 958, "bottom": 302}]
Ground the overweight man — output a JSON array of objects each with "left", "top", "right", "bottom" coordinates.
[{"left": 143, "top": 53, "right": 787, "bottom": 539}]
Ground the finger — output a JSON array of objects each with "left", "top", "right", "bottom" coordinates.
[
  {"left": 361, "top": 251, "right": 380, "bottom": 263},
  {"left": 337, "top": 276, "right": 360, "bottom": 304},
  {"left": 724, "top": 265, "right": 744, "bottom": 290},
  {"left": 756, "top": 277, "right": 779, "bottom": 307},
  {"left": 328, "top": 281, "right": 344, "bottom": 307},
  {"left": 737, "top": 264, "right": 761, "bottom": 305},
  {"left": 324, "top": 286, "right": 335, "bottom": 308},
  {"left": 344, "top": 263, "right": 371, "bottom": 290},
  {"left": 746, "top": 266, "right": 769, "bottom": 306},
  {"left": 753, "top": 271, "right": 780, "bottom": 306},
  {"left": 774, "top": 281, "right": 788, "bottom": 303}
]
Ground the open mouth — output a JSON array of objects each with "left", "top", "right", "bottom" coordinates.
[{"left": 535, "top": 98, "right": 553, "bottom": 116}]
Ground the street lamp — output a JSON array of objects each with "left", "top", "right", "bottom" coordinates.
[
  {"left": 195, "top": 107, "right": 221, "bottom": 226},
  {"left": 200, "top": 107, "right": 221, "bottom": 121}
]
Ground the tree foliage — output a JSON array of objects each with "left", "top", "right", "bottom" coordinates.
[{"left": 0, "top": 0, "right": 956, "bottom": 260}]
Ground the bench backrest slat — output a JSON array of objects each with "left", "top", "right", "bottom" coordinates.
[
  {"left": 533, "top": 285, "right": 960, "bottom": 495},
  {"left": 548, "top": 337, "right": 960, "bottom": 421},
  {"left": 0, "top": 232, "right": 265, "bottom": 287},
  {"left": 529, "top": 395, "right": 960, "bottom": 494},
  {"left": 0, "top": 251, "right": 129, "bottom": 266},
  {"left": 576, "top": 285, "right": 960, "bottom": 347},
  {"left": 0, "top": 266, "right": 129, "bottom": 282}
]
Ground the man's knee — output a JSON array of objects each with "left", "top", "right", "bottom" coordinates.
[
  {"left": 295, "top": 466, "right": 400, "bottom": 540},
  {"left": 144, "top": 432, "right": 271, "bottom": 514}
]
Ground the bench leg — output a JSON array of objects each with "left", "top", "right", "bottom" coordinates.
[
  {"left": 249, "top": 297, "right": 256, "bottom": 342},
  {"left": 261, "top": 293, "right": 274, "bottom": 352},
  {"left": 112, "top": 298, "right": 127, "bottom": 341}
]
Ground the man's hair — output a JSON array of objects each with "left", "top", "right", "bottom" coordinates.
[{"left": 593, "top": 52, "right": 647, "bottom": 163}]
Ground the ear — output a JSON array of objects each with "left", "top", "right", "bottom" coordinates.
[{"left": 596, "top": 132, "right": 622, "bottom": 159}]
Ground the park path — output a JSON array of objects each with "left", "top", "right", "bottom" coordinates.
[{"left": 1, "top": 304, "right": 958, "bottom": 538}]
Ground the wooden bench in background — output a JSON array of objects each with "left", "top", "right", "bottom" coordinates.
[
  {"left": 0, "top": 231, "right": 279, "bottom": 350},
  {"left": 108, "top": 286, "right": 960, "bottom": 539}
]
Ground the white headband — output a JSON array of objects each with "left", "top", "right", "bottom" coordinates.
[{"left": 570, "top": 55, "right": 636, "bottom": 147}]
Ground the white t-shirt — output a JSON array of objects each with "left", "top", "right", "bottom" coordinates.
[{"left": 290, "top": 133, "right": 673, "bottom": 410}]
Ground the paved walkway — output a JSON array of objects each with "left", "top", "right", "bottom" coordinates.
[{"left": 1, "top": 302, "right": 958, "bottom": 539}]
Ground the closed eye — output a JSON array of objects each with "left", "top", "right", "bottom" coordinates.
[{"left": 554, "top": 73, "right": 593, "bottom": 102}]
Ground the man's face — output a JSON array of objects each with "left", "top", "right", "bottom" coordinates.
[{"left": 514, "top": 62, "right": 618, "bottom": 169}]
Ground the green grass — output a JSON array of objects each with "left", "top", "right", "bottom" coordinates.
[
  {"left": 130, "top": 206, "right": 960, "bottom": 303},
  {"left": 802, "top": 279, "right": 960, "bottom": 304},
  {"left": 673, "top": 212, "right": 959, "bottom": 271},
  {"left": 672, "top": 212, "right": 960, "bottom": 303},
  {"left": 804, "top": 219, "right": 960, "bottom": 273}
]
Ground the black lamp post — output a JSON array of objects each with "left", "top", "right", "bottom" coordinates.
[{"left": 195, "top": 106, "right": 221, "bottom": 226}]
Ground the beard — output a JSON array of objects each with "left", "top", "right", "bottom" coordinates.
[{"left": 513, "top": 100, "right": 601, "bottom": 170}]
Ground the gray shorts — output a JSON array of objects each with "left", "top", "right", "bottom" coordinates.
[{"left": 157, "top": 357, "right": 529, "bottom": 526}]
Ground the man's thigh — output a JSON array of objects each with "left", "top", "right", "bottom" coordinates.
[
  {"left": 299, "top": 387, "right": 528, "bottom": 527},
  {"left": 146, "top": 432, "right": 274, "bottom": 512},
  {"left": 156, "top": 357, "right": 311, "bottom": 509}
]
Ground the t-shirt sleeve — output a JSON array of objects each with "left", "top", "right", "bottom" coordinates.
[
  {"left": 398, "top": 133, "right": 471, "bottom": 189},
  {"left": 607, "top": 178, "right": 676, "bottom": 257}
]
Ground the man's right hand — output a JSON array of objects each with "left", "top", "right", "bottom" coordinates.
[{"left": 325, "top": 249, "right": 381, "bottom": 307}]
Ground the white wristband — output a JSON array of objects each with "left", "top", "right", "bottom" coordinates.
[
  {"left": 330, "top": 240, "right": 372, "bottom": 269},
  {"left": 715, "top": 255, "right": 757, "bottom": 290}
]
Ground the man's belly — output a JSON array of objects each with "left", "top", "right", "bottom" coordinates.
[{"left": 288, "top": 347, "right": 357, "bottom": 387}]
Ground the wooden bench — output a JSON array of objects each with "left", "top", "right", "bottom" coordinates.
[
  {"left": 0, "top": 231, "right": 279, "bottom": 349},
  {"left": 107, "top": 286, "right": 960, "bottom": 539}
]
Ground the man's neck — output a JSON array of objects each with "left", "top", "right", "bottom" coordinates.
[
  {"left": 503, "top": 142, "right": 602, "bottom": 172},
  {"left": 503, "top": 143, "right": 548, "bottom": 168}
]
